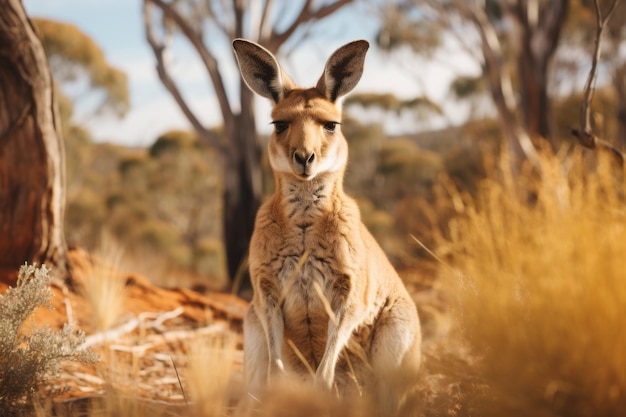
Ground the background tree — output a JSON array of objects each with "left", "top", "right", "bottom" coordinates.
[
  {"left": 118, "top": 130, "right": 225, "bottom": 286},
  {"left": 344, "top": 92, "right": 444, "bottom": 129},
  {"left": 0, "top": 0, "right": 67, "bottom": 278},
  {"left": 60, "top": 130, "right": 225, "bottom": 288},
  {"left": 378, "top": 0, "right": 570, "bottom": 165},
  {"left": 31, "top": 18, "right": 130, "bottom": 201},
  {"left": 142, "top": 0, "right": 355, "bottom": 295}
]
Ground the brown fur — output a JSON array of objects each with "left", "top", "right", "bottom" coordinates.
[{"left": 233, "top": 39, "right": 421, "bottom": 409}]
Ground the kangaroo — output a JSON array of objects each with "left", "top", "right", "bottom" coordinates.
[{"left": 233, "top": 39, "right": 421, "bottom": 408}]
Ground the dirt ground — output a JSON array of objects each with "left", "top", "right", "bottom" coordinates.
[{"left": 3, "top": 248, "right": 453, "bottom": 413}]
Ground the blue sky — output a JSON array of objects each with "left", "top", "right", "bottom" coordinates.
[{"left": 23, "top": 1, "right": 476, "bottom": 146}]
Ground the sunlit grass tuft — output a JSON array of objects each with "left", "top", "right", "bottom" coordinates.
[
  {"left": 81, "top": 235, "right": 127, "bottom": 333},
  {"left": 442, "top": 148, "right": 626, "bottom": 416},
  {"left": 184, "top": 333, "right": 240, "bottom": 417}
]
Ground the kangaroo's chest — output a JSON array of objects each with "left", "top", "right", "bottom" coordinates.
[
  {"left": 274, "top": 225, "right": 374, "bottom": 373},
  {"left": 277, "top": 221, "right": 338, "bottom": 303},
  {"left": 277, "top": 248, "right": 338, "bottom": 368},
  {"left": 274, "top": 218, "right": 346, "bottom": 326}
]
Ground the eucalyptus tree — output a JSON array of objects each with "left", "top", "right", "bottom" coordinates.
[
  {"left": 0, "top": 3, "right": 128, "bottom": 279},
  {"left": 378, "top": 0, "right": 569, "bottom": 164},
  {"left": 0, "top": 0, "right": 68, "bottom": 277}
]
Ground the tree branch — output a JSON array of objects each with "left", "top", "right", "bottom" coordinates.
[
  {"left": 465, "top": 2, "right": 540, "bottom": 166},
  {"left": 572, "top": 0, "right": 624, "bottom": 165},
  {"left": 145, "top": 0, "right": 234, "bottom": 134},
  {"left": 233, "top": 0, "right": 244, "bottom": 39},
  {"left": 422, "top": 0, "right": 482, "bottom": 63},
  {"left": 258, "top": 0, "right": 275, "bottom": 41},
  {"left": 203, "top": 0, "right": 232, "bottom": 36},
  {"left": 143, "top": 0, "right": 226, "bottom": 154},
  {"left": 267, "top": 0, "right": 353, "bottom": 51}
]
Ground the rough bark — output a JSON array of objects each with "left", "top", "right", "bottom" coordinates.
[{"left": 0, "top": 0, "right": 67, "bottom": 279}]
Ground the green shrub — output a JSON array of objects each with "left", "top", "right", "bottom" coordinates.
[{"left": 0, "top": 264, "right": 97, "bottom": 413}]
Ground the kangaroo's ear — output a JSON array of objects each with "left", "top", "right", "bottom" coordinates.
[
  {"left": 316, "top": 40, "right": 369, "bottom": 103},
  {"left": 232, "top": 38, "right": 295, "bottom": 103}
]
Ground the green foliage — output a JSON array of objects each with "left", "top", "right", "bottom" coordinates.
[
  {"left": 378, "top": 139, "right": 444, "bottom": 187},
  {"left": 342, "top": 116, "right": 385, "bottom": 192},
  {"left": 345, "top": 92, "right": 443, "bottom": 120},
  {"left": 33, "top": 18, "right": 129, "bottom": 116},
  {"left": 118, "top": 154, "right": 149, "bottom": 179},
  {"left": 376, "top": 3, "right": 441, "bottom": 54},
  {"left": 449, "top": 75, "right": 485, "bottom": 100},
  {"left": 149, "top": 129, "right": 198, "bottom": 157},
  {"left": 64, "top": 130, "right": 226, "bottom": 286},
  {"left": 341, "top": 117, "right": 455, "bottom": 266},
  {"left": 0, "top": 264, "right": 97, "bottom": 412},
  {"left": 136, "top": 221, "right": 181, "bottom": 251},
  {"left": 65, "top": 189, "right": 107, "bottom": 245}
]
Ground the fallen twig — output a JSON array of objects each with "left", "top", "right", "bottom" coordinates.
[{"left": 81, "top": 307, "right": 185, "bottom": 348}]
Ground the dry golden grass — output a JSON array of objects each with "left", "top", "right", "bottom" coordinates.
[
  {"left": 35, "top": 148, "right": 626, "bottom": 417},
  {"left": 440, "top": 148, "right": 626, "bottom": 416},
  {"left": 184, "top": 333, "right": 240, "bottom": 417},
  {"left": 80, "top": 235, "right": 127, "bottom": 333}
]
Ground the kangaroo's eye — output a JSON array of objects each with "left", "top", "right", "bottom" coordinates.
[
  {"left": 324, "top": 122, "right": 338, "bottom": 133},
  {"left": 272, "top": 121, "right": 289, "bottom": 134}
]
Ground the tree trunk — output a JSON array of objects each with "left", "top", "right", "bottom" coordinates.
[
  {"left": 513, "top": 0, "right": 568, "bottom": 150},
  {"left": 518, "top": 49, "right": 552, "bottom": 144},
  {"left": 223, "top": 83, "right": 261, "bottom": 298},
  {"left": 0, "top": 0, "right": 67, "bottom": 280},
  {"left": 613, "top": 63, "right": 626, "bottom": 147}
]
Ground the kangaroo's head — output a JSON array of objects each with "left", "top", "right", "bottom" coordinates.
[{"left": 233, "top": 39, "right": 369, "bottom": 181}]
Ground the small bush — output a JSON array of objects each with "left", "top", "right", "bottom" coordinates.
[{"left": 0, "top": 264, "right": 97, "bottom": 413}]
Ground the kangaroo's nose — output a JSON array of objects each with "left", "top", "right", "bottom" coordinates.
[
  {"left": 293, "top": 151, "right": 315, "bottom": 175},
  {"left": 294, "top": 151, "right": 315, "bottom": 165}
]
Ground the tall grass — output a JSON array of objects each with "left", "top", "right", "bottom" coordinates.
[
  {"left": 442, "top": 149, "right": 626, "bottom": 416},
  {"left": 184, "top": 333, "right": 240, "bottom": 417},
  {"left": 36, "top": 148, "right": 626, "bottom": 416},
  {"left": 81, "top": 235, "right": 127, "bottom": 333}
]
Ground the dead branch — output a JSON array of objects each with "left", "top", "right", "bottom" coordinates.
[
  {"left": 572, "top": 0, "right": 624, "bottom": 165},
  {"left": 81, "top": 307, "right": 185, "bottom": 348},
  {"left": 266, "top": 0, "right": 354, "bottom": 51}
]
